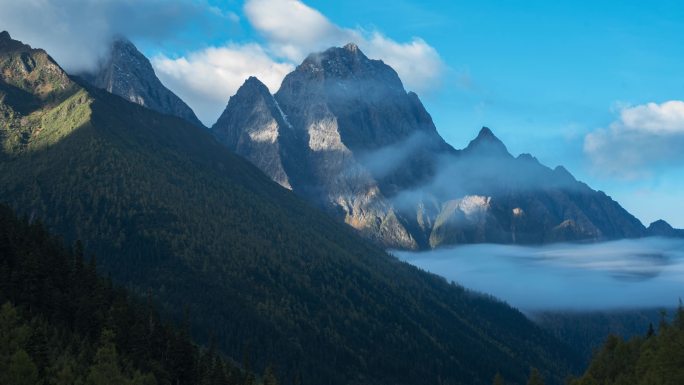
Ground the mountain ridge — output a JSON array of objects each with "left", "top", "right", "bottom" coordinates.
[{"left": 213, "top": 43, "right": 666, "bottom": 249}]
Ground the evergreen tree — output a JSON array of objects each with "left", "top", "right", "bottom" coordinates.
[
  {"left": 86, "top": 329, "right": 127, "bottom": 385},
  {"left": 7, "top": 349, "right": 40, "bottom": 385},
  {"left": 527, "top": 367, "right": 545, "bottom": 385}
]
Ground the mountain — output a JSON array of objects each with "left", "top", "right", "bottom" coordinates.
[
  {"left": 0, "top": 31, "right": 580, "bottom": 385},
  {"left": 646, "top": 219, "right": 684, "bottom": 237},
  {"left": 81, "top": 37, "right": 203, "bottom": 127},
  {"left": 212, "top": 44, "right": 647, "bottom": 249}
]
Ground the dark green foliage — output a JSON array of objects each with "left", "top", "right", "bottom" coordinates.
[
  {"left": 527, "top": 368, "right": 545, "bottom": 385},
  {"left": 571, "top": 305, "right": 684, "bottom": 385},
  {"left": 0, "top": 32, "right": 580, "bottom": 385},
  {"left": 534, "top": 309, "right": 665, "bottom": 365},
  {"left": 0, "top": 204, "right": 258, "bottom": 384}
]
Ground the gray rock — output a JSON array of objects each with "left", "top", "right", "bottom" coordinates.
[{"left": 82, "top": 38, "right": 203, "bottom": 127}]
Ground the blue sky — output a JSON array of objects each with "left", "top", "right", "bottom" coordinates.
[{"left": 1, "top": 0, "right": 682, "bottom": 227}]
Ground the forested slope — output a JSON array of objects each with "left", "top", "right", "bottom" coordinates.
[{"left": 0, "top": 204, "right": 267, "bottom": 385}]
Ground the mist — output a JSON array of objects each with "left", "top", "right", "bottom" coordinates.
[
  {"left": 0, "top": 0, "right": 225, "bottom": 73},
  {"left": 394, "top": 237, "right": 684, "bottom": 311}
]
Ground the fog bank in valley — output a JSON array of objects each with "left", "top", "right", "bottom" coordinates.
[{"left": 395, "top": 237, "right": 684, "bottom": 311}]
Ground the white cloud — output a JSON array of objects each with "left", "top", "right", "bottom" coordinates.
[
  {"left": 0, "top": 0, "right": 218, "bottom": 72},
  {"left": 152, "top": 44, "right": 294, "bottom": 126},
  {"left": 584, "top": 101, "right": 684, "bottom": 178},
  {"left": 619, "top": 101, "right": 684, "bottom": 134},
  {"left": 243, "top": 0, "right": 351, "bottom": 61},
  {"left": 364, "top": 32, "right": 444, "bottom": 92}
]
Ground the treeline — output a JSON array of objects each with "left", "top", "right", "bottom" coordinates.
[
  {"left": 570, "top": 306, "right": 684, "bottom": 385},
  {"left": 0, "top": 204, "right": 276, "bottom": 385}
]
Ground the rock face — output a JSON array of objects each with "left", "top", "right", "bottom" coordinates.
[
  {"left": 82, "top": 38, "right": 203, "bottom": 127},
  {"left": 213, "top": 43, "right": 653, "bottom": 249}
]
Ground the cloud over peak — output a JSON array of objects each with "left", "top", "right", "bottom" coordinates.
[
  {"left": 0, "top": 0, "right": 217, "bottom": 73},
  {"left": 243, "top": 0, "right": 444, "bottom": 92},
  {"left": 154, "top": 0, "right": 445, "bottom": 124}
]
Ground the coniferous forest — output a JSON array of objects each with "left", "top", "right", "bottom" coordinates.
[
  {"left": 0, "top": 204, "right": 273, "bottom": 385},
  {"left": 570, "top": 307, "right": 684, "bottom": 385}
]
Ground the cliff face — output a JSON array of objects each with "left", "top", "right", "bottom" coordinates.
[
  {"left": 212, "top": 43, "right": 649, "bottom": 249},
  {"left": 82, "top": 38, "right": 203, "bottom": 127}
]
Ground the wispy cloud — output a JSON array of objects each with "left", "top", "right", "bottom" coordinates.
[
  {"left": 0, "top": 0, "right": 223, "bottom": 72},
  {"left": 584, "top": 101, "right": 684, "bottom": 179}
]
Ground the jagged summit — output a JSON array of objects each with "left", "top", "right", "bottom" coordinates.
[
  {"left": 0, "top": 30, "right": 32, "bottom": 52},
  {"left": 240, "top": 76, "right": 270, "bottom": 92},
  {"left": 343, "top": 42, "right": 360, "bottom": 52},
  {"left": 211, "top": 74, "right": 292, "bottom": 189},
  {"left": 463, "top": 126, "right": 511, "bottom": 157},
  {"left": 82, "top": 37, "right": 203, "bottom": 127},
  {"left": 293, "top": 43, "right": 406, "bottom": 91}
]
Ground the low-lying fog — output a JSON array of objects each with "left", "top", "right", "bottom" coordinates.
[{"left": 394, "top": 237, "right": 684, "bottom": 311}]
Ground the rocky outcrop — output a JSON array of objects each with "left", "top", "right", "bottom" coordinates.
[
  {"left": 213, "top": 43, "right": 654, "bottom": 249},
  {"left": 82, "top": 38, "right": 203, "bottom": 127}
]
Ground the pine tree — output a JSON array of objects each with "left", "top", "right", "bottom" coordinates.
[
  {"left": 86, "top": 329, "right": 127, "bottom": 385},
  {"left": 527, "top": 367, "right": 545, "bottom": 385},
  {"left": 7, "top": 349, "right": 40, "bottom": 385},
  {"left": 263, "top": 365, "right": 278, "bottom": 385}
]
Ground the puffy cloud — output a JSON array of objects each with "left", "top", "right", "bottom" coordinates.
[
  {"left": 364, "top": 33, "right": 444, "bottom": 92},
  {"left": 584, "top": 101, "right": 684, "bottom": 178},
  {"left": 152, "top": 44, "right": 294, "bottom": 126},
  {"left": 0, "top": 0, "right": 221, "bottom": 73},
  {"left": 243, "top": 0, "right": 351, "bottom": 61}
]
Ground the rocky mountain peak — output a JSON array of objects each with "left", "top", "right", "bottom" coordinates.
[
  {"left": 293, "top": 43, "right": 404, "bottom": 89},
  {"left": 0, "top": 31, "right": 31, "bottom": 52},
  {"left": 82, "top": 37, "right": 203, "bottom": 127},
  {"left": 464, "top": 127, "right": 511, "bottom": 157},
  {"left": 646, "top": 219, "right": 677, "bottom": 237},
  {"left": 211, "top": 75, "right": 293, "bottom": 189},
  {"left": 343, "top": 42, "right": 360, "bottom": 53},
  {"left": 239, "top": 76, "right": 272, "bottom": 96}
]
